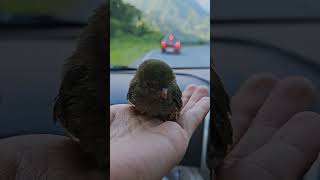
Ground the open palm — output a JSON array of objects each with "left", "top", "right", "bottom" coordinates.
[
  {"left": 216, "top": 74, "right": 320, "bottom": 180},
  {"left": 110, "top": 85, "right": 210, "bottom": 180}
]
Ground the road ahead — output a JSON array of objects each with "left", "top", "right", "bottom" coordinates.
[{"left": 131, "top": 45, "right": 210, "bottom": 68}]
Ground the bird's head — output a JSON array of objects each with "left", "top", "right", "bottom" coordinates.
[{"left": 135, "top": 59, "right": 175, "bottom": 100}]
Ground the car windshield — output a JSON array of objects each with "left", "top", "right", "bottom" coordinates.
[
  {"left": 214, "top": 0, "right": 320, "bottom": 20},
  {"left": 0, "top": 0, "right": 103, "bottom": 25},
  {"left": 110, "top": 0, "right": 210, "bottom": 69}
]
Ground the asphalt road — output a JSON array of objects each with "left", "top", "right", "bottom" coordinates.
[{"left": 131, "top": 45, "right": 210, "bottom": 68}]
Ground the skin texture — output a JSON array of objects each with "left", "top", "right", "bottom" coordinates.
[
  {"left": 112, "top": 85, "right": 209, "bottom": 180},
  {"left": 0, "top": 75, "right": 320, "bottom": 180},
  {"left": 127, "top": 59, "right": 182, "bottom": 121}
]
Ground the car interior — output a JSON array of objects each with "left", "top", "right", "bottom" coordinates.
[
  {"left": 1, "top": 0, "right": 320, "bottom": 180},
  {"left": 0, "top": 1, "right": 104, "bottom": 138},
  {"left": 214, "top": 0, "right": 320, "bottom": 179},
  {"left": 0, "top": 27, "right": 82, "bottom": 137},
  {"left": 0, "top": 2, "right": 211, "bottom": 180},
  {"left": 0, "top": 25, "right": 211, "bottom": 180}
]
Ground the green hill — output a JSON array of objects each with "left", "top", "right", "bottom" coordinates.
[
  {"left": 123, "top": 0, "right": 210, "bottom": 42},
  {"left": 110, "top": 0, "right": 162, "bottom": 65}
]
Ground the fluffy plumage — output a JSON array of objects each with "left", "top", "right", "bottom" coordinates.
[
  {"left": 208, "top": 64, "right": 233, "bottom": 176},
  {"left": 53, "top": 4, "right": 108, "bottom": 169},
  {"left": 127, "top": 59, "right": 182, "bottom": 121}
]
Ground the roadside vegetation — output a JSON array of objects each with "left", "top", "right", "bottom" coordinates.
[{"left": 110, "top": 0, "right": 162, "bottom": 66}]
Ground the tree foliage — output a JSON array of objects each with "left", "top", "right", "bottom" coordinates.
[{"left": 110, "top": 0, "right": 156, "bottom": 37}]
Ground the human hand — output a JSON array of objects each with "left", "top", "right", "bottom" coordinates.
[
  {"left": 216, "top": 74, "right": 320, "bottom": 180},
  {"left": 0, "top": 85, "right": 209, "bottom": 180},
  {"left": 110, "top": 85, "right": 210, "bottom": 180}
]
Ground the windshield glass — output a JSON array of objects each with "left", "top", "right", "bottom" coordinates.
[
  {"left": 0, "top": 0, "right": 104, "bottom": 24},
  {"left": 110, "top": 0, "right": 210, "bottom": 69},
  {"left": 214, "top": 0, "right": 320, "bottom": 20}
]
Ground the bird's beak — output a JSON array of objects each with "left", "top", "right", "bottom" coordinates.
[{"left": 161, "top": 88, "right": 168, "bottom": 99}]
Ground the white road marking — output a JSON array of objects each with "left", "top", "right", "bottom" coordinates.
[{"left": 142, "top": 50, "right": 154, "bottom": 61}]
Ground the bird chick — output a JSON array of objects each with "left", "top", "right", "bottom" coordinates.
[
  {"left": 53, "top": 3, "right": 108, "bottom": 170},
  {"left": 127, "top": 59, "right": 182, "bottom": 121}
]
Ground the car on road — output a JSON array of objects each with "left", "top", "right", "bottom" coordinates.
[{"left": 161, "top": 34, "right": 181, "bottom": 54}]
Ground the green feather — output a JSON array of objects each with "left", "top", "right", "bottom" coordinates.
[{"left": 127, "top": 59, "right": 182, "bottom": 121}]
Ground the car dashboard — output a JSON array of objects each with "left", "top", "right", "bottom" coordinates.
[
  {"left": 0, "top": 26, "right": 211, "bottom": 179},
  {"left": 214, "top": 19, "right": 320, "bottom": 180}
]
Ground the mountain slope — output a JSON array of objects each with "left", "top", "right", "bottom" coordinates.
[
  {"left": 195, "top": 0, "right": 210, "bottom": 14},
  {"left": 123, "top": 0, "right": 210, "bottom": 42}
]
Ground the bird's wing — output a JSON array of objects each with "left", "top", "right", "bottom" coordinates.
[
  {"left": 208, "top": 66, "right": 233, "bottom": 171},
  {"left": 52, "top": 3, "right": 108, "bottom": 169}
]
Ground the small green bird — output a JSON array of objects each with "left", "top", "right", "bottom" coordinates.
[
  {"left": 53, "top": 4, "right": 108, "bottom": 170},
  {"left": 127, "top": 59, "right": 182, "bottom": 121},
  {"left": 208, "top": 64, "right": 233, "bottom": 177}
]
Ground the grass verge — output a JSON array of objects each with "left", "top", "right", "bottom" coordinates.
[{"left": 110, "top": 33, "right": 161, "bottom": 66}]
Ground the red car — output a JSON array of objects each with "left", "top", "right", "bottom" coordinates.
[{"left": 161, "top": 34, "right": 181, "bottom": 54}]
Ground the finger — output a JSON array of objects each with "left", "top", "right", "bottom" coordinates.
[
  {"left": 231, "top": 73, "right": 278, "bottom": 145},
  {"left": 228, "top": 77, "right": 315, "bottom": 160},
  {"left": 242, "top": 112, "right": 320, "bottom": 180},
  {"left": 181, "top": 86, "right": 209, "bottom": 113},
  {"left": 178, "top": 96, "right": 210, "bottom": 137},
  {"left": 182, "top": 84, "right": 197, "bottom": 107}
]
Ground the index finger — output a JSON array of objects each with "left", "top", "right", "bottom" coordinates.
[
  {"left": 181, "top": 84, "right": 197, "bottom": 107},
  {"left": 178, "top": 96, "right": 210, "bottom": 137}
]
